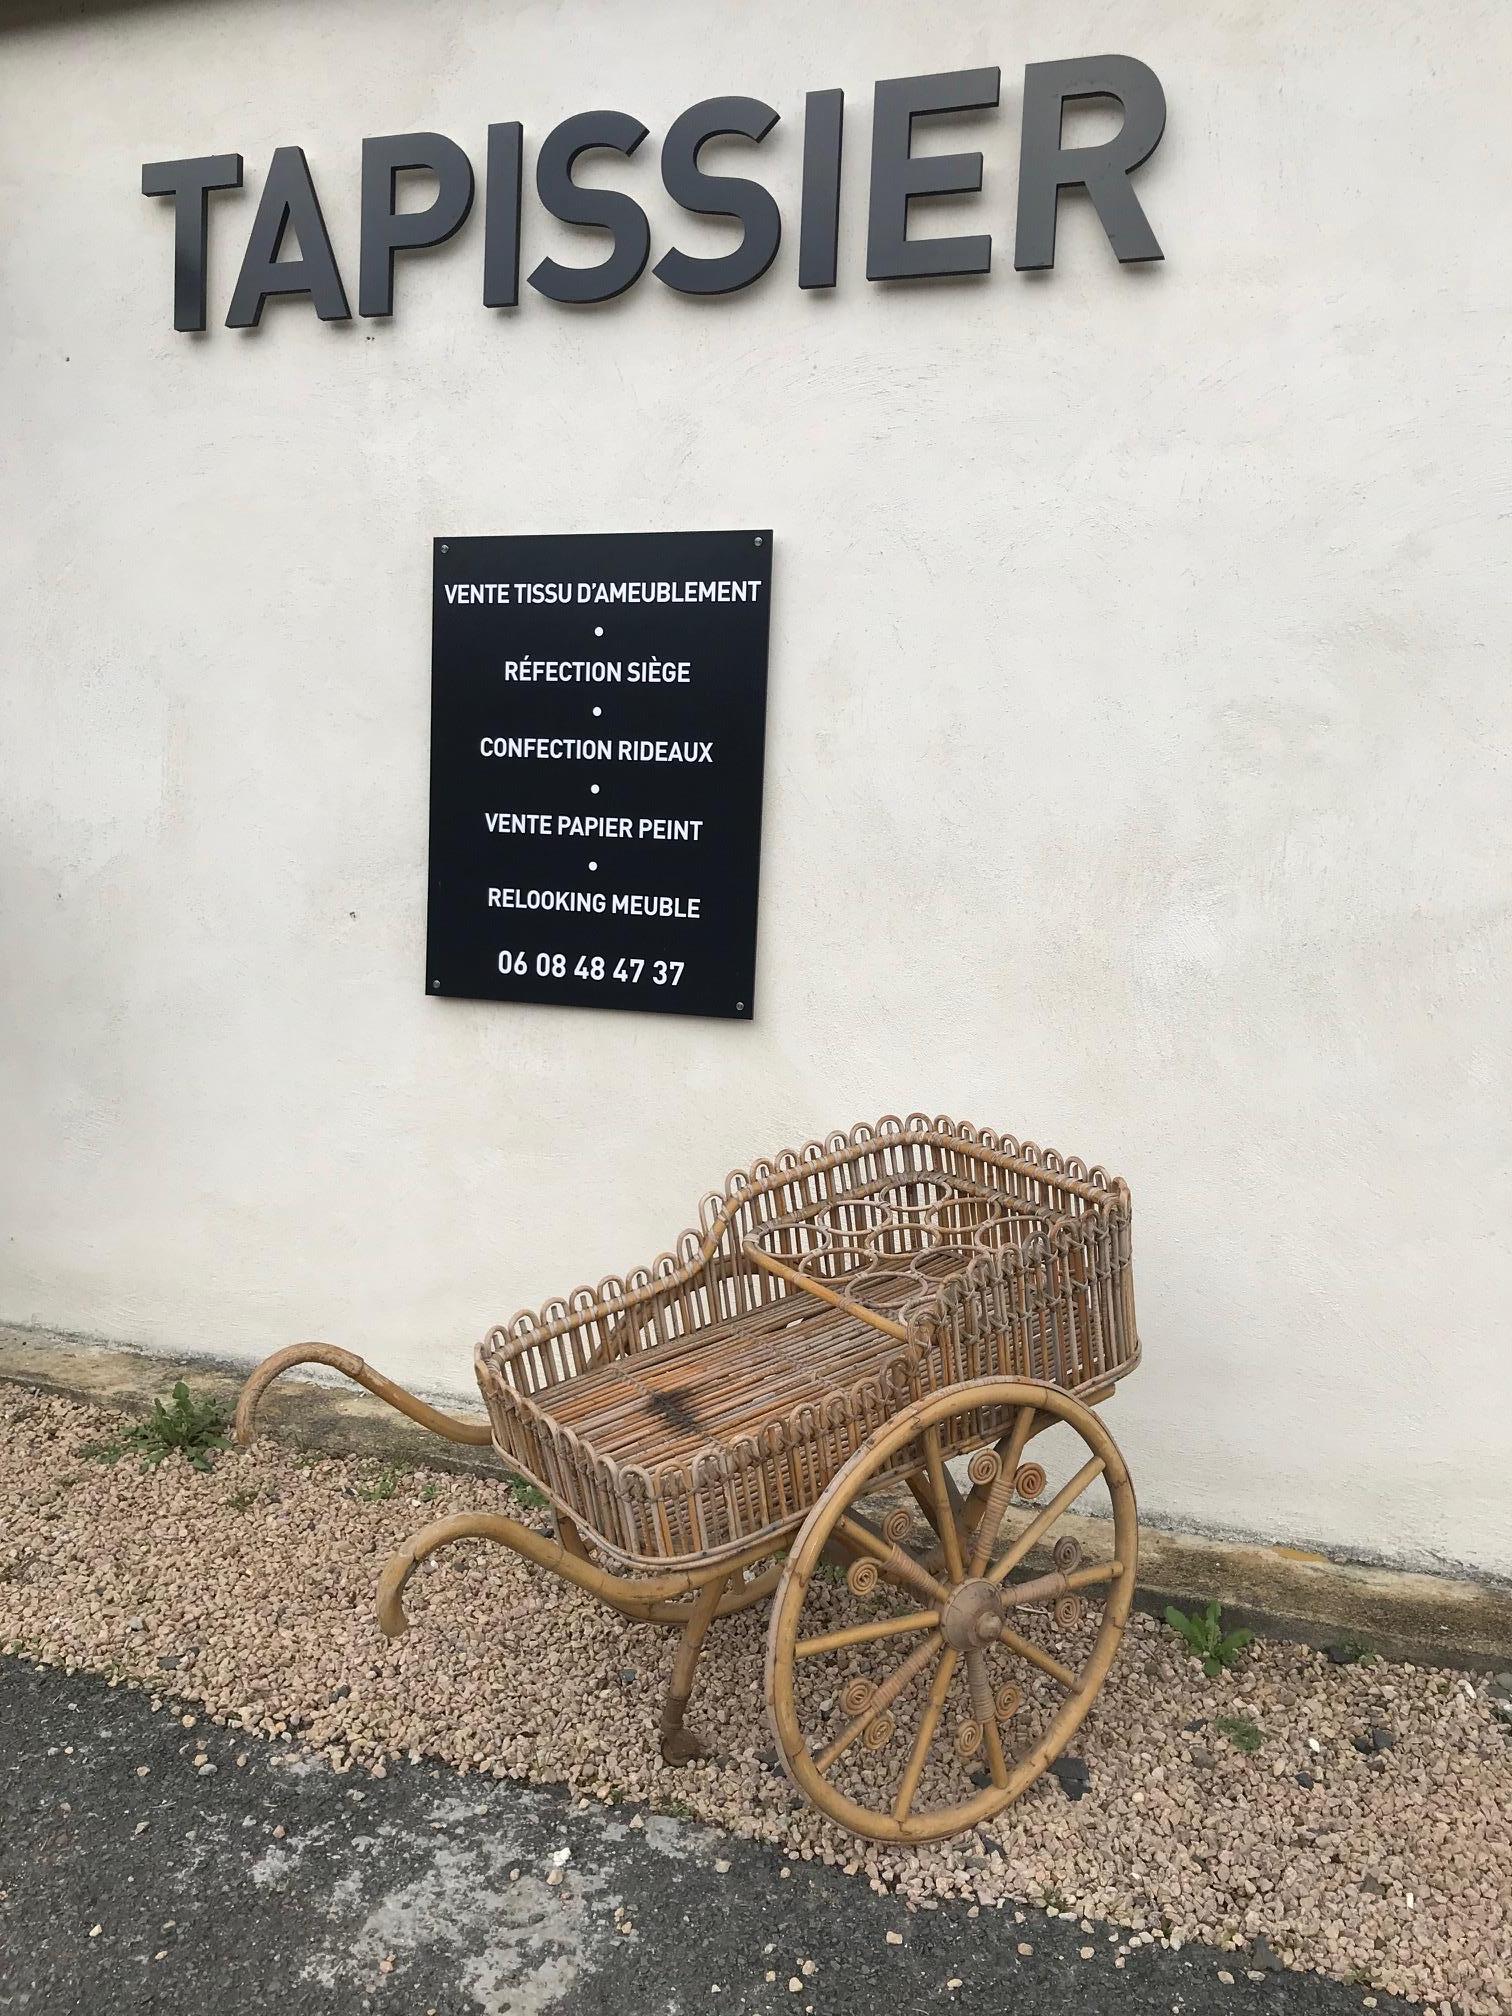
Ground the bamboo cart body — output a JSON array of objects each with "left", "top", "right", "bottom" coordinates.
[{"left": 235, "top": 1114, "right": 1142, "bottom": 1843}]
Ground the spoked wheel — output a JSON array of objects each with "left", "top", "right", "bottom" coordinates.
[{"left": 764, "top": 1378, "right": 1137, "bottom": 1843}]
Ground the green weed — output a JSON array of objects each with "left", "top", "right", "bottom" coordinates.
[
  {"left": 77, "top": 1436, "right": 129, "bottom": 1466},
  {"left": 81, "top": 1383, "right": 228, "bottom": 1474},
  {"left": 504, "top": 1471, "right": 549, "bottom": 1511},
  {"left": 1216, "top": 1714, "right": 1266, "bottom": 1754},
  {"left": 354, "top": 1465, "right": 403, "bottom": 1503},
  {"left": 1165, "top": 1601, "right": 1255, "bottom": 1678}
]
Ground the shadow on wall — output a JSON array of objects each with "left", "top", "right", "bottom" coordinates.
[{"left": 2, "top": 0, "right": 211, "bottom": 25}]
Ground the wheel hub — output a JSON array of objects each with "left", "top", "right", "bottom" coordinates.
[{"left": 940, "top": 1577, "right": 1004, "bottom": 1651}]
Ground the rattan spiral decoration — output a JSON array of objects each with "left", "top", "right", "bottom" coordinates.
[
  {"left": 955, "top": 1719, "right": 984, "bottom": 1759},
  {"left": 862, "top": 1712, "right": 895, "bottom": 1751},
  {"left": 846, "top": 1559, "right": 880, "bottom": 1598},
  {"left": 966, "top": 1448, "right": 1000, "bottom": 1488},
  {"left": 1013, "top": 1461, "right": 1047, "bottom": 1501},
  {"left": 1054, "top": 1593, "right": 1086, "bottom": 1631},
  {"left": 1053, "top": 1535, "right": 1082, "bottom": 1574},
  {"left": 881, "top": 1507, "right": 913, "bottom": 1545},
  {"left": 840, "top": 1678, "right": 876, "bottom": 1715},
  {"left": 994, "top": 1682, "right": 1023, "bottom": 1721}
]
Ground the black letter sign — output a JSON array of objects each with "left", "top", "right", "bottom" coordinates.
[
  {"left": 226, "top": 146, "right": 350, "bottom": 327},
  {"left": 427, "top": 530, "right": 773, "bottom": 1020},
  {"left": 141, "top": 153, "right": 244, "bottom": 332},
  {"left": 359, "top": 131, "right": 475, "bottom": 317},
  {"left": 654, "top": 96, "right": 782, "bottom": 297},
  {"left": 529, "top": 110, "right": 651, "bottom": 305},
  {"left": 1014, "top": 55, "right": 1166, "bottom": 270},
  {"left": 483, "top": 121, "right": 524, "bottom": 309},
  {"left": 866, "top": 68, "right": 1001, "bottom": 281},
  {"left": 798, "top": 90, "right": 844, "bottom": 292}
]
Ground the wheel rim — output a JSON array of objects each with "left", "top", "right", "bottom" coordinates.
[{"left": 764, "top": 1378, "right": 1137, "bottom": 1844}]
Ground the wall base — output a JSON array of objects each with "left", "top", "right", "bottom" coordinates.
[{"left": 4, "top": 1324, "right": 1509, "bottom": 1671}]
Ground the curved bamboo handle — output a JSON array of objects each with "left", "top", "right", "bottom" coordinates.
[
  {"left": 375, "top": 1512, "right": 782, "bottom": 1637},
  {"left": 231, "top": 1341, "right": 493, "bottom": 1449},
  {"left": 378, "top": 1512, "right": 565, "bottom": 1636}
]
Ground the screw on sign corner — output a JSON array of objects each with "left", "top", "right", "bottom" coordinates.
[
  {"left": 754, "top": 536, "right": 763, "bottom": 547},
  {"left": 431, "top": 980, "right": 441, "bottom": 992}
]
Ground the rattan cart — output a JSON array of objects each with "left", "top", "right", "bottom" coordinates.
[{"left": 235, "top": 1113, "right": 1140, "bottom": 1843}]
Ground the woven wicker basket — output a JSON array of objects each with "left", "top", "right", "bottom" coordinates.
[{"left": 475, "top": 1113, "right": 1137, "bottom": 1566}]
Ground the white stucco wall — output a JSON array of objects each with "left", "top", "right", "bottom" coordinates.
[{"left": 2, "top": 0, "right": 1508, "bottom": 1575}]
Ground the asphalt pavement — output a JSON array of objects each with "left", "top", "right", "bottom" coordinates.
[{"left": 0, "top": 1656, "right": 1404, "bottom": 2016}]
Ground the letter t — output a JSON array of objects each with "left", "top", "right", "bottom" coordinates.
[{"left": 141, "top": 154, "right": 244, "bottom": 332}]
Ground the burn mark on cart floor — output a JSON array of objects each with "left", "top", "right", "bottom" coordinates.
[{"left": 645, "top": 1386, "right": 706, "bottom": 1436}]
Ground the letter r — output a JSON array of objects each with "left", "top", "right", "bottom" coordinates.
[{"left": 1015, "top": 56, "right": 1166, "bottom": 271}]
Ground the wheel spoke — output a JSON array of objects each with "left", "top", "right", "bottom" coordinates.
[
  {"left": 836, "top": 1514, "right": 949, "bottom": 1604},
  {"left": 936, "top": 1461, "right": 972, "bottom": 1539},
  {"left": 814, "top": 1630, "right": 943, "bottom": 1773},
  {"left": 995, "top": 1619, "right": 1078, "bottom": 1689},
  {"left": 967, "top": 1404, "right": 1037, "bottom": 1576},
  {"left": 922, "top": 1426, "right": 966, "bottom": 1585},
  {"left": 893, "top": 1646, "right": 959, "bottom": 1822},
  {"left": 795, "top": 1609, "right": 940, "bottom": 1659},
  {"left": 967, "top": 1647, "right": 1010, "bottom": 1787},
  {"left": 904, "top": 1467, "right": 970, "bottom": 1575},
  {"left": 904, "top": 1470, "right": 944, "bottom": 1544},
  {"left": 1061, "top": 1558, "right": 1121, "bottom": 1593},
  {"left": 999, "top": 1558, "right": 1122, "bottom": 1612},
  {"left": 986, "top": 1456, "right": 1105, "bottom": 1587}
]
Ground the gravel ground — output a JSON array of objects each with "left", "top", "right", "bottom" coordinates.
[{"left": 1, "top": 1384, "right": 1508, "bottom": 2013}]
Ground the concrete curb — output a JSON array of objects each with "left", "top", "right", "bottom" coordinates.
[{"left": 5, "top": 1323, "right": 1510, "bottom": 1671}]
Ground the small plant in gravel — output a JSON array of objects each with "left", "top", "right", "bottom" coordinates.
[
  {"left": 76, "top": 1433, "right": 129, "bottom": 1465},
  {"left": 80, "top": 1383, "right": 228, "bottom": 1473},
  {"left": 228, "top": 1487, "right": 260, "bottom": 1513},
  {"left": 1216, "top": 1714, "right": 1266, "bottom": 1754},
  {"left": 504, "top": 1471, "right": 549, "bottom": 1511},
  {"left": 1329, "top": 1641, "right": 1378, "bottom": 1667},
  {"left": 354, "top": 1465, "right": 403, "bottom": 1503},
  {"left": 418, "top": 1481, "right": 443, "bottom": 1503},
  {"left": 135, "top": 1382, "right": 229, "bottom": 1471},
  {"left": 1165, "top": 1601, "right": 1255, "bottom": 1677}
]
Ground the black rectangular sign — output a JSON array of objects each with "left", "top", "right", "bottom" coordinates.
[{"left": 426, "top": 529, "right": 772, "bottom": 1019}]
